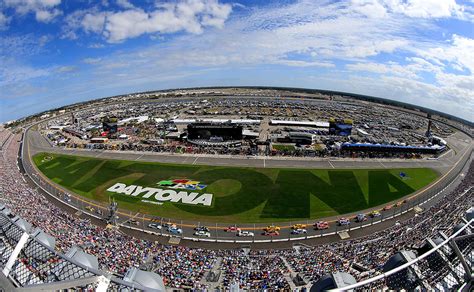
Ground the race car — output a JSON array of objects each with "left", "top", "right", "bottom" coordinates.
[
  {"left": 164, "top": 222, "right": 178, "bottom": 228},
  {"left": 383, "top": 205, "right": 393, "bottom": 211},
  {"left": 262, "top": 231, "right": 280, "bottom": 236},
  {"left": 167, "top": 225, "right": 183, "bottom": 234},
  {"left": 147, "top": 223, "right": 162, "bottom": 230},
  {"left": 237, "top": 230, "right": 254, "bottom": 237},
  {"left": 292, "top": 224, "right": 307, "bottom": 230},
  {"left": 291, "top": 228, "right": 307, "bottom": 235},
  {"left": 224, "top": 226, "right": 241, "bottom": 232},
  {"left": 194, "top": 226, "right": 210, "bottom": 232},
  {"left": 85, "top": 206, "right": 95, "bottom": 212},
  {"left": 338, "top": 218, "right": 351, "bottom": 226},
  {"left": 263, "top": 225, "right": 281, "bottom": 232},
  {"left": 194, "top": 230, "right": 211, "bottom": 237},
  {"left": 395, "top": 201, "right": 404, "bottom": 207},
  {"left": 126, "top": 219, "right": 140, "bottom": 225},
  {"left": 355, "top": 214, "right": 367, "bottom": 222},
  {"left": 314, "top": 221, "right": 329, "bottom": 230},
  {"left": 370, "top": 210, "right": 381, "bottom": 218}
]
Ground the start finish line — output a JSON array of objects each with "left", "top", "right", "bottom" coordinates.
[{"left": 107, "top": 183, "right": 214, "bottom": 206}]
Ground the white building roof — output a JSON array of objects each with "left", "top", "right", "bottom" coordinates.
[
  {"left": 118, "top": 116, "right": 149, "bottom": 125},
  {"left": 242, "top": 129, "right": 259, "bottom": 137},
  {"left": 270, "top": 120, "right": 329, "bottom": 128},
  {"left": 356, "top": 128, "right": 369, "bottom": 135},
  {"left": 172, "top": 118, "right": 261, "bottom": 125}
]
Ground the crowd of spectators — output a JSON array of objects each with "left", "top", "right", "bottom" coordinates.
[{"left": 0, "top": 127, "right": 472, "bottom": 290}]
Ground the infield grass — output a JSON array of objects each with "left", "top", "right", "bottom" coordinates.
[{"left": 33, "top": 152, "right": 439, "bottom": 223}]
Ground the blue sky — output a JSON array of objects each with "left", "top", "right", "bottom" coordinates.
[{"left": 1, "top": 0, "right": 473, "bottom": 123}]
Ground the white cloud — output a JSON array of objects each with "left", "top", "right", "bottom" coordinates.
[
  {"left": 4, "top": 0, "right": 62, "bottom": 23},
  {"left": 57, "top": 65, "right": 77, "bottom": 73},
  {"left": 417, "top": 35, "right": 474, "bottom": 73},
  {"left": 0, "top": 11, "right": 11, "bottom": 30},
  {"left": 3, "top": 0, "right": 474, "bottom": 122},
  {"left": 65, "top": 0, "right": 232, "bottom": 43},
  {"left": 273, "top": 60, "right": 335, "bottom": 68},
  {"left": 351, "top": 0, "right": 387, "bottom": 18},
  {"left": 384, "top": 0, "right": 463, "bottom": 19},
  {"left": 115, "top": 0, "right": 134, "bottom": 9},
  {"left": 82, "top": 57, "right": 102, "bottom": 64},
  {"left": 81, "top": 12, "right": 107, "bottom": 34},
  {"left": 34, "top": 8, "right": 61, "bottom": 22},
  {"left": 0, "top": 57, "right": 51, "bottom": 85},
  {"left": 346, "top": 62, "right": 419, "bottom": 79}
]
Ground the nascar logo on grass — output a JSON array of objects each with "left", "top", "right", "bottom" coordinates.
[
  {"left": 107, "top": 178, "right": 213, "bottom": 206},
  {"left": 157, "top": 179, "right": 207, "bottom": 191}
]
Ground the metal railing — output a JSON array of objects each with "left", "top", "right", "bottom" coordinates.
[
  {"left": 0, "top": 210, "right": 159, "bottom": 291},
  {"left": 332, "top": 218, "right": 473, "bottom": 291}
]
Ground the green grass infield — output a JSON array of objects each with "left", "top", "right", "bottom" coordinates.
[{"left": 33, "top": 152, "right": 439, "bottom": 223}]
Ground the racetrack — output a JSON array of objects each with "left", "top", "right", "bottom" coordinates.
[{"left": 21, "top": 110, "right": 473, "bottom": 245}]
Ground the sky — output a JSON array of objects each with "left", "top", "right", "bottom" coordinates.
[{"left": 0, "top": 0, "right": 473, "bottom": 123}]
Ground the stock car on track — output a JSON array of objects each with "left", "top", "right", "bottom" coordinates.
[
  {"left": 224, "top": 226, "right": 241, "bottom": 232},
  {"left": 263, "top": 225, "right": 281, "bottom": 232},
  {"left": 355, "top": 214, "right": 368, "bottom": 222},
  {"left": 370, "top": 210, "right": 381, "bottom": 218},
  {"left": 383, "top": 205, "right": 393, "bottom": 211},
  {"left": 291, "top": 228, "right": 307, "bottom": 235},
  {"left": 167, "top": 225, "right": 183, "bottom": 234},
  {"left": 396, "top": 201, "right": 405, "bottom": 207},
  {"left": 126, "top": 219, "right": 140, "bottom": 225},
  {"left": 194, "top": 230, "right": 211, "bottom": 237},
  {"left": 292, "top": 224, "right": 307, "bottom": 229},
  {"left": 262, "top": 230, "right": 280, "bottom": 236},
  {"left": 237, "top": 230, "right": 254, "bottom": 237},
  {"left": 314, "top": 221, "right": 329, "bottom": 230},
  {"left": 194, "top": 226, "right": 210, "bottom": 232},
  {"left": 338, "top": 218, "right": 351, "bottom": 226},
  {"left": 147, "top": 223, "right": 162, "bottom": 230}
]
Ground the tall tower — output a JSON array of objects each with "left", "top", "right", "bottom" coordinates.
[{"left": 426, "top": 113, "right": 432, "bottom": 137}]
